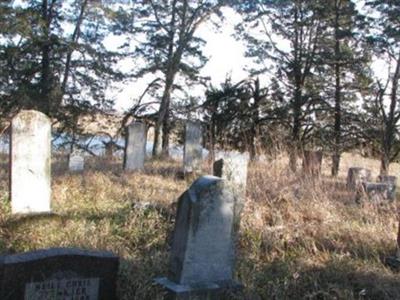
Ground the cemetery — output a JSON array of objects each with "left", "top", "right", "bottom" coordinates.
[
  {"left": 0, "top": 109, "right": 398, "bottom": 299},
  {"left": 2, "top": 1, "right": 400, "bottom": 299}
]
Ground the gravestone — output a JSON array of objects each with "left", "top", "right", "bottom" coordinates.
[
  {"left": 155, "top": 176, "right": 242, "bottom": 299},
  {"left": 10, "top": 110, "right": 51, "bottom": 214},
  {"left": 356, "top": 182, "right": 394, "bottom": 202},
  {"left": 346, "top": 167, "right": 371, "bottom": 190},
  {"left": 0, "top": 248, "right": 119, "bottom": 300},
  {"left": 183, "top": 121, "right": 202, "bottom": 174},
  {"left": 213, "top": 151, "right": 249, "bottom": 215},
  {"left": 69, "top": 152, "right": 85, "bottom": 172},
  {"left": 377, "top": 175, "right": 397, "bottom": 200},
  {"left": 124, "top": 121, "right": 147, "bottom": 171},
  {"left": 302, "top": 150, "right": 323, "bottom": 176}
]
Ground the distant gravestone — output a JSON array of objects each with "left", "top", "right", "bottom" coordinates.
[
  {"left": 69, "top": 152, "right": 84, "bottom": 172},
  {"left": 155, "top": 176, "right": 242, "bottom": 298},
  {"left": 124, "top": 122, "right": 147, "bottom": 171},
  {"left": 357, "top": 182, "right": 395, "bottom": 202},
  {"left": 213, "top": 151, "right": 249, "bottom": 214},
  {"left": 346, "top": 167, "right": 371, "bottom": 190},
  {"left": 302, "top": 150, "right": 323, "bottom": 176},
  {"left": 10, "top": 110, "right": 51, "bottom": 214},
  {"left": 183, "top": 121, "right": 202, "bottom": 174},
  {"left": 378, "top": 175, "right": 397, "bottom": 200},
  {"left": 0, "top": 248, "right": 119, "bottom": 300}
]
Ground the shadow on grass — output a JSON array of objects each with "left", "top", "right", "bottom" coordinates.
[{"left": 242, "top": 257, "right": 400, "bottom": 300}]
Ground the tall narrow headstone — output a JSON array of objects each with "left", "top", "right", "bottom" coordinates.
[
  {"left": 302, "top": 150, "right": 323, "bottom": 176},
  {"left": 124, "top": 121, "right": 147, "bottom": 171},
  {"left": 346, "top": 167, "right": 371, "bottom": 190},
  {"left": 183, "top": 121, "right": 202, "bottom": 174},
  {"left": 155, "top": 176, "right": 242, "bottom": 299},
  {"left": 10, "top": 110, "right": 51, "bottom": 214},
  {"left": 213, "top": 151, "right": 249, "bottom": 214}
]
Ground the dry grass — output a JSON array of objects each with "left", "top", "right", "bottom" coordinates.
[{"left": 0, "top": 152, "right": 399, "bottom": 299}]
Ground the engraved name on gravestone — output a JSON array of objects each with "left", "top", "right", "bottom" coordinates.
[
  {"left": 69, "top": 152, "right": 85, "bottom": 172},
  {"left": 124, "top": 122, "right": 147, "bottom": 171},
  {"left": 183, "top": 121, "right": 202, "bottom": 174},
  {"left": 10, "top": 110, "right": 51, "bottom": 214},
  {"left": 0, "top": 248, "right": 119, "bottom": 300},
  {"left": 155, "top": 176, "right": 242, "bottom": 299}
]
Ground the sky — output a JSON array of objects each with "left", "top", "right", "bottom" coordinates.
[{"left": 111, "top": 7, "right": 252, "bottom": 112}]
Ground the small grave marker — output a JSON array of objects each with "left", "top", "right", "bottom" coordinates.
[
  {"left": 124, "top": 121, "right": 147, "bottom": 171},
  {"left": 183, "top": 121, "right": 202, "bottom": 174}
]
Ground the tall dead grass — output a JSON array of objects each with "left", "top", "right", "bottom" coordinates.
[{"left": 0, "top": 152, "right": 399, "bottom": 299}]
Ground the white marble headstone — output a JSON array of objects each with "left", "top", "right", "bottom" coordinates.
[
  {"left": 10, "top": 110, "right": 51, "bottom": 214},
  {"left": 124, "top": 122, "right": 147, "bottom": 171},
  {"left": 69, "top": 153, "right": 84, "bottom": 172}
]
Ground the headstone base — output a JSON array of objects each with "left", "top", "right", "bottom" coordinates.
[{"left": 155, "top": 277, "right": 242, "bottom": 300}]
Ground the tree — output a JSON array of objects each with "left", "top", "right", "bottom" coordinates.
[
  {"left": 235, "top": 0, "right": 327, "bottom": 171},
  {"left": 0, "top": 1, "right": 126, "bottom": 135},
  {"left": 362, "top": 0, "right": 400, "bottom": 175},
  {"left": 131, "top": 0, "right": 224, "bottom": 157},
  {"left": 316, "top": 0, "right": 368, "bottom": 176}
]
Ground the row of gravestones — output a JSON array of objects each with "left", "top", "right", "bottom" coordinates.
[
  {"left": 347, "top": 167, "right": 397, "bottom": 202},
  {"left": 4, "top": 109, "right": 249, "bottom": 299},
  {"left": 9, "top": 110, "right": 203, "bottom": 214},
  {"left": 302, "top": 151, "right": 398, "bottom": 202}
]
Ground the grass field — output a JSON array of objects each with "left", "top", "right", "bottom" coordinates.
[{"left": 0, "top": 152, "right": 399, "bottom": 299}]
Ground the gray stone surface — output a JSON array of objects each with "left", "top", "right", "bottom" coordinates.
[
  {"left": 213, "top": 151, "right": 249, "bottom": 214},
  {"left": 0, "top": 248, "right": 119, "bottom": 300},
  {"left": 346, "top": 167, "right": 371, "bottom": 190},
  {"left": 302, "top": 150, "right": 323, "bottom": 176},
  {"left": 10, "top": 110, "right": 51, "bottom": 214},
  {"left": 377, "top": 175, "right": 397, "bottom": 200},
  {"left": 156, "top": 176, "right": 242, "bottom": 298},
  {"left": 183, "top": 121, "right": 202, "bottom": 174},
  {"left": 356, "top": 182, "right": 395, "bottom": 202},
  {"left": 124, "top": 121, "right": 147, "bottom": 171},
  {"left": 69, "top": 152, "right": 84, "bottom": 172}
]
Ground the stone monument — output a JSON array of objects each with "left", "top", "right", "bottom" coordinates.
[
  {"left": 10, "top": 110, "right": 51, "bottom": 214},
  {"left": 346, "top": 167, "right": 371, "bottom": 190},
  {"left": 155, "top": 176, "right": 242, "bottom": 299},
  {"left": 0, "top": 248, "right": 119, "bottom": 300},
  {"left": 302, "top": 150, "right": 323, "bottom": 176},
  {"left": 183, "top": 121, "right": 202, "bottom": 174},
  {"left": 69, "top": 152, "right": 84, "bottom": 172},
  {"left": 124, "top": 121, "right": 147, "bottom": 171}
]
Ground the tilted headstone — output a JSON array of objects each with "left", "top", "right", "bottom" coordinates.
[
  {"left": 346, "top": 167, "right": 371, "bottom": 190},
  {"left": 124, "top": 122, "right": 147, "bottom": 171},
  {"left": 183, "top": 121, "right": 202, "bottom": 174},
  {"left": 213, "top": 151, "right": 249, "bottom": 215},
  {"left": 69, "top": 152, "right": 85, "bottom": 172},
  {"left": 302, "top": 150, "right": 323, "bottom": 176},
  {"left": 10, "top": 110, "right": 51, "bottom": 214},
  {"left": 356, "top": 181, "right": 395, "bottom": 202},
  {"left": 0, "top": 248, "right": 119, "bottom": 300},
  {"left": 155, "top": 176, "right": 242, "bottom": 299}
]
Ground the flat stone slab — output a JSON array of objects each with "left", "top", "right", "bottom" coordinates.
[{"left": 0, "top": 248, "right": 119, "bottom": 300}]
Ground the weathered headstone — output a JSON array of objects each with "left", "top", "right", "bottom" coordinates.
[
  {"left": 377, "top": 175, "right": 397, "bottom": 200},
  {"left": 69, "top": 152, "right": 85, "bottom": 172},
  {"left": 10, "top": 110, "right": 51, "bottom": 214},
  {"left": 0, "top": 248, "right": 119, "bottom": 300},
  {"left": 302, "top": 150, "right": 323, "bottom": 176},
  {"left": 183, "top": 121, "right": 202, "bottom": 174},
  {"left": 356, "top": 181, "right": 394, "bottom": 202},
  {"left": 346, "top": 167, "right": 371, "bottom": 190},
  {"left": 124, "top": 121, "right": 147, "bottom": 171},
  {"left": 213, "top": 151, "right": 249, "bottom": 214},
  {"left": 155, "top": 176, "right": 242, "bottom": 299}
]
